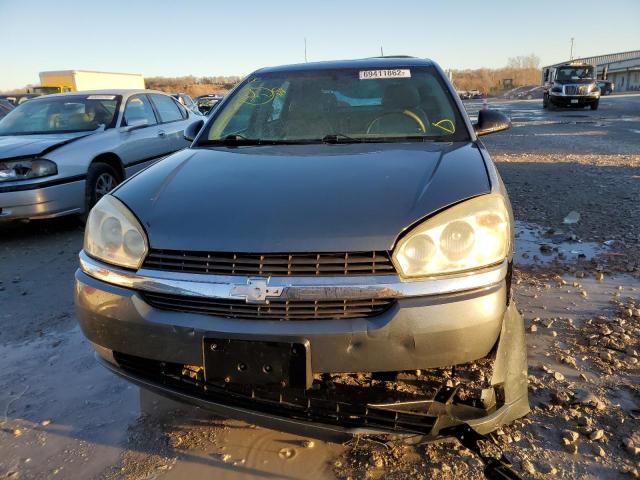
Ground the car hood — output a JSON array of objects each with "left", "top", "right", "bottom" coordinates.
[
  {"left": 115, "top": 142, "right": 491, "bottom": 252},
  {"left": 0, "top": 132, "right": 91, "bottom": 160}
]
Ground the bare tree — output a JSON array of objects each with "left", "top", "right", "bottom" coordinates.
[
  {"left": 452, "top": 66, "right": 540, "bottom": 93},
  {"left": 506, "top": 54, "right": 541, "bottom": 70},
  {"left": 145, "top": 75, "right": 241, "bottom": 96}
]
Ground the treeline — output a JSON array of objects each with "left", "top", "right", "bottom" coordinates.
[
  {"left": 145, "top": 75, "right": 242, "bottom": 97},
  {"left": 451, "top": 54, "right": 541, "bottom": 93},
  {"left": 452, "top": 67, "right": 540, "bottom": 93}
]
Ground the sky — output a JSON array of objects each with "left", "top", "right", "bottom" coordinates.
[{"left": 1, "top": 0, "right": 639, "bottom": 91}]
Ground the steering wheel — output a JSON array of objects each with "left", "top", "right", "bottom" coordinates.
[{"left": 366, "top": 110, "right": 427, "bottom": 135}]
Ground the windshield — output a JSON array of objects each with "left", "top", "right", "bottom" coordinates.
[
  {"left": 198, "top": 97, "right": 221, "bottom": 106},
  {"left": 556, "top": 66, "right": 594, "bottom": 81},
  {"left": 0, "top": 94, "right": 121, "bottom": 135},
  {"left": 200, "top": 66, "right": 468, "bottom": 144}
]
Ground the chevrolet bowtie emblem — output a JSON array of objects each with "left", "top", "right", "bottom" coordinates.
[{"left": 229, "top": 278, "right": 284, "bottom": 303}]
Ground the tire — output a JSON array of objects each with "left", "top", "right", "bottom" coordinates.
[
  {"left": 590, "top": 100, "right": 599, "bottom": 111},
  {"left": 546, "top": 96, "right": 555, "bottom": 110},
  {"left": 84, "top": 162, "right": 121, "bottom": 218}
]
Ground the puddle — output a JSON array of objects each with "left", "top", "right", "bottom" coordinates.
[
  {"left": 514, "top": 221, "right": 604, "bottom": 266},
  {"left": 0, "top": 327, "right": 140, "bottom": 480},
  {"left": 0, "top": 328, "right": 345, "bottom": 480},
  {"left": 619, "top": 116, "right": 640, "bottom": 122}
]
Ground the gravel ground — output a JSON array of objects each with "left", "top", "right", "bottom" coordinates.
[
  {"left": 332, "top": 270, "right": 640, "bottom": 479},
  {"left": 0, "top": 95, "right": 639, "bottom": 480},
  {"left": 495, "top": 153, "right": 640, "bottom": 275}
]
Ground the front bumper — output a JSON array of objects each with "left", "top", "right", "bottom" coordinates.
[
  {"left": 549, "top": 93, "right": 599, "bottom": 106},
  {"left": 74, "top": 253, "right": 529, "bottom": 438},
  {"left": 0, "top": 178, "right": 85, "bottom": 220}
]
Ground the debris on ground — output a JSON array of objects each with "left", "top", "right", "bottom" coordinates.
[{"left": 563, "top": 211, "right": 581, "bottom": 225}]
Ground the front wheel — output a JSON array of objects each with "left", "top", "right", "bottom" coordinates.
[
  {"left": 84, "top": 162, "right": 121, "bottom": 218},
  {"left": 545, "top": 95, "right": 555, "bottom": 110},
  {"left": 590, "top": 100, "right": 599, "bottom": 110}
]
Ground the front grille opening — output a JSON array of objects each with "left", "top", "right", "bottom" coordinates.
[
  {"left": 141, "top": 292, "right": 395, "bottom": 320},
  {"left": 112, "top": 352, "right": 498, "bottom": 434},
  {"left": 142, "top": 250, "right": 396, "bottom": 276}
]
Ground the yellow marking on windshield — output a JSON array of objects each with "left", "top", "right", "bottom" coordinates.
[
  {"left": 432, "top": 119, "right": 455, "bottom": 134},
  {"left": 402, "top": 110, "right": 426, "bottom": 132},
  {"left": 243, "top": 86, "right": 286, "bottom": 106}
]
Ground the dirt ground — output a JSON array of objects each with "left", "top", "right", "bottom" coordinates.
[{"left": 1, "top": 95, "right": 639, "bottom": 479}]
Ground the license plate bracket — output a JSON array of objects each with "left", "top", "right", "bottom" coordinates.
[
  {"left": 571, "top": 99, "right": 579, "bottom": 104},
  {"left": 203, "top": 338, "right": 310, "bottom": 389}
]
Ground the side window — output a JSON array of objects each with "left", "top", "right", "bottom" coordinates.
[
  {"left": 175, "top": 100, "right": 188, "bottom": 119},
  {"left": 123, "top": 95, "right": 157, "bottom": 126},
  {"left": 150, "top": 94, "right": 184, "bottom": 123},
  {"left": 184, "top": 95, "right": 195, "bottom": 108}
]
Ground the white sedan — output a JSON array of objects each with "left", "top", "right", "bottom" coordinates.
[{"left": 0, "top": 89, "right": 199, "bottom": 220}]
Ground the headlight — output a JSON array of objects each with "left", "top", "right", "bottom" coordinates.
[
  {"left": 0, "top": 158, "right": 57, "bottom": 182},
  {"left": 589, "top": 83, "right": 600, "bottom": 93},
  {"left": 84, "top": 195, "right": 148, "bottom": 269},
  {"left": 551, "top": 86, "right": 562, "bottom": 93},
  {"left": 392, "top": 193, "right": 511, "bottom": 279}
]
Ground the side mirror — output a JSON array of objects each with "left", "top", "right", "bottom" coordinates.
[
  {"left": 122, "top": 118, "right": 149, "bottom": 132},
  {"left": 184, "top": 119, "right": 204, "bottom": 142},
  {"left": 474, "top": 109, "right": 511, "bottom": 137}
]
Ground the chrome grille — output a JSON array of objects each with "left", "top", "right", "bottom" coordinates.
[
  {"left": 564, "top": 85, "right": 588, "bottom": 95},
  {"left": 142, "top": 249, "right": 396, "bottom": 276},
  {"left": 141, "top": 292, "right": 395, "bottom": 320}
]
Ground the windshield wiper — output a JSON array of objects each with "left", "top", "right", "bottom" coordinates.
[
  {"left": 201, "top": 135, "right": 316, "bottom": 147},
  {"left": 321, "top": 133, "right": 363, "bottom": 144},
  {"left": 200, "top": 134, "right": 266, "bottom": 146},
  {"left": 322, "top": 134, "right": 440, "bottom": 144},
  {"left": 199, "top": 133, "right": 443, "bottom": 147},
  {"left": 0, "top": 129, "right": 96, "bottom": 136},
  {"left": 221, "top": 134, "right": 257, "bottom": 144}
]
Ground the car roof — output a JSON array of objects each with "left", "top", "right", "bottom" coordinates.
[
  {"left": 255, "top": 56, "right": 434, "bottom": 74},
  {"left": 34, "top": 89, "right": 165, "bottom": 99}
]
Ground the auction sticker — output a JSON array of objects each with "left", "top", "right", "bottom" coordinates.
[{"left": 359, "top": 69, "right": 411, "bottom": 80}]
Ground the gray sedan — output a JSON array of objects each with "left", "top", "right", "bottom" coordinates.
[
  {"left": 0, "top": 89, "right": 198, "bottom": 220},
  {"left": 76, "top": 58, "right": 529, "bottom": 443}
]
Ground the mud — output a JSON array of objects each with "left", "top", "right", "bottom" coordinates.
[
  {"left": 514, "top": 221, "right": 604, "bottom": 266},
  {"left": 0, "top": 327, "right": 138, "bottom": 480},
  {"left": 332, "top": 269, "right": 640, "bottom": 479},
  {"left": 496, "top": 152, "right": 640, "bottom": 277}
]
